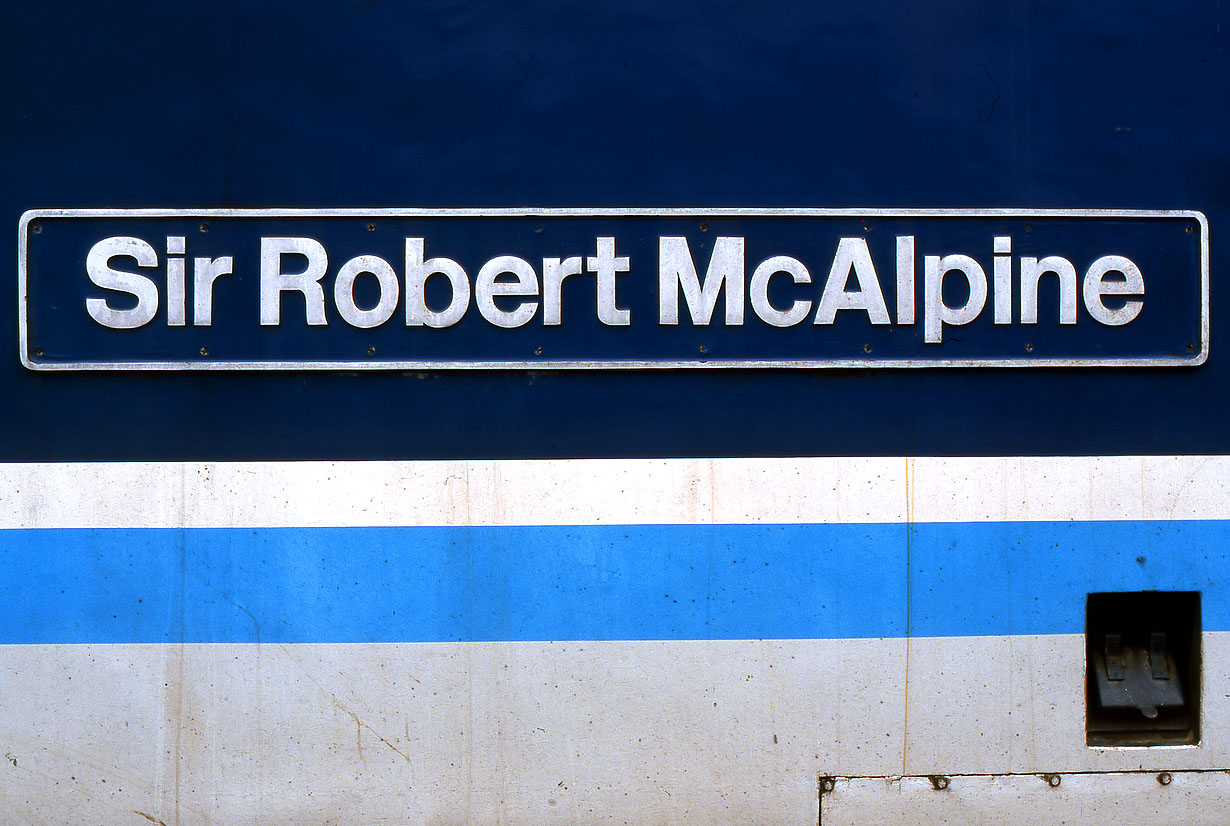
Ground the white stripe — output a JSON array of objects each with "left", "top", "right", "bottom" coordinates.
[
  {"left": 2, "top": 634, "right": 1227, "bottom": 824},
  {"left": 909, "top": 455, "right": 1230, "bottom": 523},
  {"left": 2, "top": 456, "right": 1229, "bottom": 529}
]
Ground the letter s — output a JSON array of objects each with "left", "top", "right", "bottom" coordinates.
[{"left": 85, "top": 236, "right": 159, "bottom": 329}]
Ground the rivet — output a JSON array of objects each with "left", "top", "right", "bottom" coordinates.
[
  {"left": 1157, "top": 772, "right": 1172, "bottom": 786},
  {"left": 367, "top": 346, "right": 376, "bottom": 356},
  {"left": 199, "top": 347, "right": 209, "bottom": 356},
  {"left": 199, "top": 223, "right": 209, "bottom": 233},
  {"left": 1045, "top": 774, "right": 1061, "bottom": 787},
  {"left": 819, "top": 777, "right": 836, "bottom": 794},
  {"left": 31, "top": 224, "right": 42, "bottom": 234},
  {"left": 699, "top": 222, "right": 709, "bottom": 232},
  {"left": 930, "top": 775, "right": 950, "bottom": 790},
  {"left": 367, "top": 223, "right": 376, "bottom": 232}
]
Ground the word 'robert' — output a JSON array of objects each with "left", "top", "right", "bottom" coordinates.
[
  {"left": 83, "top": 236, "right": 630, "bottom": 331},
  {"left": 84, "top": 235, "right": 1145, "bottom": 342}
]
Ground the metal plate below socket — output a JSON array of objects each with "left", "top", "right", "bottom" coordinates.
[{"left": 821, "top": 771, "right": 1230, "bottom": 826}]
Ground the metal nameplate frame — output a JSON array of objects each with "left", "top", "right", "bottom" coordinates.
[{"left": 18, "top": 207, "right": 1209, "bottom": 371}]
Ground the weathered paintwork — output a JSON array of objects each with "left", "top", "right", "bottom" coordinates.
[
  {"left": 2, "top": 457, "right": 1229, "bottom": 823},
  {"left": 2, "top": 2, "right": 1228, "bottom": 824}
]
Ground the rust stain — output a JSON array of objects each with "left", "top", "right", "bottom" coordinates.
[
  {"left": 276, "top": 643, "right": 411, "bottom": 764},
  {"left": 133, "top": 812, "right": 169, "bottom": 826},
  {"left": 707, "top": 458, "right": 716, "bottom": 523},
  {"left": 336, "top": 690, "right": 409, "bottom": 763}
]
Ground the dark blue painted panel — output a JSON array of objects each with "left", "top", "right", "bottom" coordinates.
[{"left": 1, "top": 1, "right": 1226, "bottom": 458}]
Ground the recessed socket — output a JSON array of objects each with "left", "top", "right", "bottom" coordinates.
[{"left": 1086, "top": 591, "right": 1200, "bottom": 746}]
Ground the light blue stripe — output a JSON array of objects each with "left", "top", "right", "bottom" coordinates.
[{"left": 1, "top": 521, "right": 1226, "bottom": 643}]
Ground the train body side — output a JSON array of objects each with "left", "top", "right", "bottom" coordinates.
[{"left": 2, "top": 457, "right": 1228, "bottom": 823}]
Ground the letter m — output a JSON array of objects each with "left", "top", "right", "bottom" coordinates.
[{"left": 658, "top": 236, "right": 745, "bottom": 325}]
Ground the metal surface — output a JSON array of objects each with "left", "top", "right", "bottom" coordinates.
[
  {"left": 1, "top": 1, "right": 1228, "bottom": 460},
  {"left": 19, "top": 208, "right": 1208, "bottom": 371},
  {"left": 3, "top": 2, "right": 1228, "bottom": 824},
  {"left": 2, "top": 456, "right": 1230, "bottom": 824},
  {"left": 822, "top": 772, "right": 1230, "bottom": 826},
  {"left": 0, "top": 456, "right": 1227, "bottom": 825},
  {"left": 1092, "top": 635, "right": 1184, "bottom": 714}
]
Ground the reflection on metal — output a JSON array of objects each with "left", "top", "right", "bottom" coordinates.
[{"left": 1093, "top": 632, "right": 1183, "bottom": 718}]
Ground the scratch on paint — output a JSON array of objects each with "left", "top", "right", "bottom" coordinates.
[
  {"left": 133, "top": 812, "right": 169, "bottom": 826},
  {"left": 976, "top": 63, "right": 1000, "bottom": 122},
  {"left": 1167, "top": 456, "right": 1211, "bottom": 520},
  {"left": 334, "top": 688, "right": 410, "bottom": 763},
  {"left": 276, "top": 644, "right": 411, "bottom": 764},
  {"left": 334, "top": 690, "right": 410, "bottom": 763}
]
